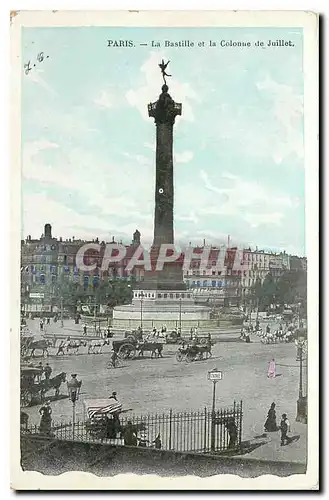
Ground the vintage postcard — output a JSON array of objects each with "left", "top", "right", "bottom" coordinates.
[{"left": 11, "top": 10, "right": 319, "bottom": 490}]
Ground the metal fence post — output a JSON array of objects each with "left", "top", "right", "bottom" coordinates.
[
  {"left": 203, "top": 407, "right": 207, "bottom": 453},
  {"left": 239, "top": 400, "right": 243, "bottom": 445},
  {"left": 169, "top": 408, "right": 172, "bottom": 450}
]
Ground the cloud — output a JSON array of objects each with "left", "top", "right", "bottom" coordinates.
[
  {"left": 126, "top": 51, "right": 198, "bottom": 123},
  {"left": 174, "top": 151, "right": 194, "bottom": 164},
  {"left": 22, "top": 141, "right": 154, "bottom": 226},
  {"left": 256, "top": 75, "right": 304, "bottom": 163},
  {"left": 144, "top": 142, "right": 156, "bottom": 152},
  {"left": 26, "top": 68, "right": 56, "bottom": 95},
  {"left": 215, "top": 75, "right": 303, "bottom": 165},
  {"left": 176, "top": 211, "right": 199, "bottom": 225},
  {"left": 197, "top": 169, "right": 299, "bottom": 227},
  {"left": 93, "top": 90, "right": 112, "bottom": 109},
  {"left": 122, "top": 152, "right": 152, "bottom": 166},
  {"left": 243, "top": 212, "right": 284, "bottom": 228}
]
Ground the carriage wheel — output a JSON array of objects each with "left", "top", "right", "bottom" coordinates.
[
  {"left": 21, "top": 390, "right": 32, "bottom": 407},
  {"left": 176, "top": 351, "right": 183, "bottom": 362},
  {"left": 118, "top": 343, "right": 136, "bottom": 359},
  {"left": 185, "top": 353, "right": 193, "bottom": 363},
  {"left": 199, "top": 338, "right": 207, "bottom": 345}
]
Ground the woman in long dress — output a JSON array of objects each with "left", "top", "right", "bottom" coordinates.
[
  {"left": 267, "top": 358, "right": 276, "bottom": 378},
  {"left": 264, "top": 402, "right": 277, "bottom": 432},
  {"left": 39, "top": 401, "right": 52, "bottom": 435}
]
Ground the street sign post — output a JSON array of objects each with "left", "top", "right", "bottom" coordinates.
[{"left": 208, "top": 368, "right": 222, "bottom": 452}]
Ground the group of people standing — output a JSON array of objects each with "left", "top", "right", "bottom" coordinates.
[{"left": 264, "top": 402, "right": 293, "bottom": 446}]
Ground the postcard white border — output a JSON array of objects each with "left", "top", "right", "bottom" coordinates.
[{"left": 10, "top": 9, "right": 319, "bottom": 490}]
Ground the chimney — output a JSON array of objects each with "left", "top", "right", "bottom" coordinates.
[{"left": 44, "top": 224, "right": 52, "bottom": 239}]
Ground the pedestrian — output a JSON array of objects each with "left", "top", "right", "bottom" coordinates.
[
  {"left": 83, "top": 324, "right": 87, "bottom": 335},
  {"left": 40, "top": 319, "right": 44, "bottom": 331},
  {"left": 264, "top": 402, "right": 277, "bottom": 432},
  {"left": 46, "top": 317, "right": 50, "bottom": 325},
  {"left": 56, "top": 340, "right": 65, "bottom": 356},
  {"left": 109, "top": 391, "right": 117, "bottom": 401},
  {"left": 267, "top": 358, "right": 276, "bottom": 378},
  {"left": 44, "top": 363, "right": 52, "bottom": 380},
  {"left": 225, "top": 418, "right": 238, "bottom": 449},
  {"left": 37, "top": 361, "right": 44, "bottom": 381},
  {"left": 280, "top": 413, "right": 291, "bottom": 446},
  {"left": 138, "top": 430, "right": 149, "bottom": 447},
  {"left": 152, "top": 433, "right": 162, "bottom": 449},
  {"left": 123, "top": 421, "right": 137, "bottom": 446},
  {"left": 110, "top": 350, "right": 118, "bottom": 368},
  {"left": 266, "top": 324, "right": 271, "bottom": 334},
  {"left": 39, "top": 401, "right": 52, "bottom": 436}
]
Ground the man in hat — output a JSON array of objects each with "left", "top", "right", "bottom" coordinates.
[
  {"left": 109, "top": 391, "right": 117, "bottom": 401},
  {"left": 280, "top": 413, "right": 291, "bottom": 446}
]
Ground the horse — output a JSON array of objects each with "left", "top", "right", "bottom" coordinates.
[
  {"left": 136, "top": 342, "right": 164, "bottom": 359},
  {"left": 40, "top": 372, "right": 66, "bottom": 399},
  {"left": 27, "top": 339, "right": 52, "bottom": 358},
  {"left": 65, "top": 340, "right": 87, "bottom": 355},
  {"left": 88, "top": 339, "right": 110, "bottom": 354}
]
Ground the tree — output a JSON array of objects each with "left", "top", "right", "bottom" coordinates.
[
  {"left": 276, "top": 270, "right": 307, "bottom": 309},
  {"left": 256, "top": 273, "right": 278, "bottom": 311}
]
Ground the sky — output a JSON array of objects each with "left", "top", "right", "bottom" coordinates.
[{"left": 21, "top": 26, "right": 305, "bottom": 256}]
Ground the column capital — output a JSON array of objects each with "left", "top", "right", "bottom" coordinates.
[{"left": 148, "top": 85, "right": 182, "bottom": 125}]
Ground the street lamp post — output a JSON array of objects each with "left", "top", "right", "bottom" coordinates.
[
  {"left": 208, "top": 368, "right": 222, "bottom": 452},
  {"left": 60, "top": 296, "right": 64, "bottom": 328},
  {"left": 179, "top": 297, "right": 182, "bottom": 333},
  {"left": 139, "top": 292, "right": 145, "bottom": 330},
  {"left": 295, "top": 329, "right": 307, "bottom": 424},
  {"left": 67, "top": 374, "right": 82, "bottom": 440}
]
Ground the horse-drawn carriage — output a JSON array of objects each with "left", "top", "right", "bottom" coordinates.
[
  {"left": 84, "top": 398, "right": 143, "bottom": 441},
  {"left": 20, "top": 366, "right": 66, "bottom": 406},
  {"left": 176, "top": 341, "right": 212, "bottom": 363},
  {"left": 112, "top": 330, "right": 163, "bottom": 359},
  {"left": 20, "top": 366, "right": 44, "bottom": 407},
  {"left": 165, "top": 329, "right": 181, "bottom": 344}
]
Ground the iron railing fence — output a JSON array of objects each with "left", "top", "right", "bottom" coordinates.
[{"left": 21, "top": 401, "right": 243, "bottom": 454}]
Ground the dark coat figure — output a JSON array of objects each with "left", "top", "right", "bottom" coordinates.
[
  {"left": 266, "top": 325, "right": 271, "bottom": 334},
  {"left": 264, "top": 402, "right": 277, "bottom": 432},
  {"left": 46, "top": 317, "right": 50, "bottom": 325},
  {"left": 123, "top": 421, "right": 137, "bottom": 446},
  {"left": 44, "top": 363, "right": 52, "bottom": 380},
  {"left": 153, "top": 434, "right": 162, "bottom": 449},
  {"left": 83, "top": 324, "right": 87, "bottom": 335},
  {"left": 280, "top": 414, "right": 291, "bottom": 446},
  {"left": 39, "top": 402, "right": 52, "bottom": 435},
  {"left": 226, "top": 418, "right": 238, "bottom": 448}
]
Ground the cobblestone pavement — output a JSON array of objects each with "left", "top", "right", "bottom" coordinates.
[{"left": 22, "top": 319, "right": 306, "bottom": 463}]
